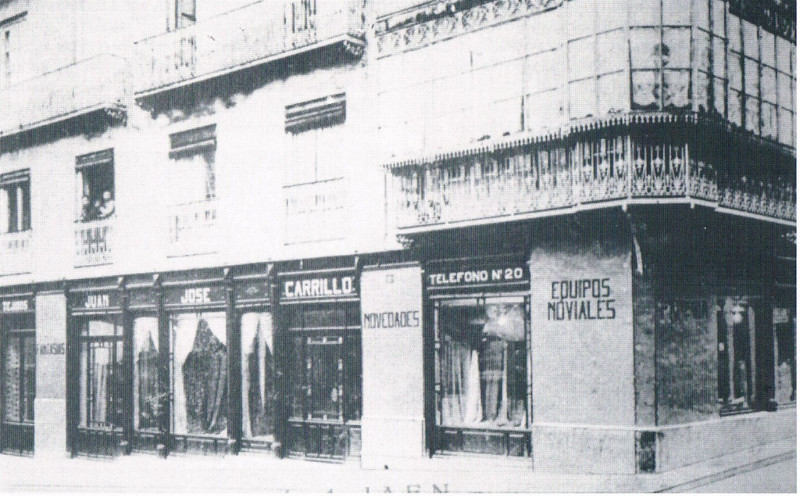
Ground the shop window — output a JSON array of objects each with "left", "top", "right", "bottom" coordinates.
[
  {"left": 133, "top": 316, "right": 160, "bottom": 432},
  {"left": 716, "top": 297, "right": 755, "bottom": 412},
  {"left": 75, "top": 150, "right": 115, "bottom": 223},
  {"left": 169, "top": 312, "right": 227, "bottom": 436},
  {"left": 168, "top": 125, "right": 217, "bottom": 204},
  {"left": 241, "top": 312, "right": 275, "bottom": 440},
  {"left": 436, "top": 298, "right": 528, "bottom": 430},
  {"left": 2, "top": 327, "right": 34, "bottom": 423},
  {"left": 78, "top": 318, "right": 124, "bottom": 429},
  {"left": 773, "top": 308, "right": 796, "bottom": 404},
  {"left": 0, "top": 170, "right": 30, "bottom": 233}
]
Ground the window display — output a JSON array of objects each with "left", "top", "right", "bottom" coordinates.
[
  {"left": 133, "top": 316, "right": 160, "bottom": 431},
  {"left": 241, "top": 312, "right": 275, "bottom": 439},
  {"left": 437, "top": 298, "right": 527, "bottom": 429},
  {"left": 169, "top": 312, "right": 227, "bottom": 436},
  {"left": 79, "top": 318, "right": 123, "bottom": 429},
  {"left": 2, "top": 331, "right": 34, "bottom": 423}
]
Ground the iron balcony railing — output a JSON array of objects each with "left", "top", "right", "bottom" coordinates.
[
  {"left": 0, "top": 230, "right": 32, "bottom": 276},
  {"left": 393, "top": 134, "right": 795, "bottom": 230},
  {"left": 0, "top": 54, "right": 127, "bottom": 137},
  {"left": 166, "top": 199, "right": 218, "bottom": 257},
  {"left": 134, "top": 0, "right": 364, "bottom": 95},
  {"left": 75, "top": 218, "right": 114, "bottom": 267}
]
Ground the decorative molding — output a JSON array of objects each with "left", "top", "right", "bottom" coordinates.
[{"left": 375, "top": 0, "right": 563, "bottom": 58}]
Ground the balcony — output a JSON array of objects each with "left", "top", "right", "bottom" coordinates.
[
  {"left": 0, "top": 54, "right": 128, "bottom": 137},
  {"left": 134, "top": 0, "right": 365, "bottom": 96},
  {"left": 167, "top": 200, "right": 218, "bottom": 257},
  {"left": 75, "top": 218, "right": 114, "bottom": 267},
  {"left": 390, "top": 122, "right": 796, "bottom": 232},
  {"left": 0, "top": 231, "right": 32, "bottom": 276}
]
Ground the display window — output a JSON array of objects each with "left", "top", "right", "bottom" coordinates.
[
  {"left": 433, "top": 295, "right": 530, "bottom": 456},
  {"left": 78, "top": 317, "right": 124, "bottom": 430},
  {"left": 240, "top": 311, "right": 275, "bottom": 441},
  {"left": 169, "top": 311, "right": 227, "bottom": 438},
  {"left": 774, "top": 308, "right": 796, "bottom": 405},
  {"left": 1, "top": 312, "right": 35, "bottom": 455},
  {"left": 717, "top": 297, "right": 757, "bottom": 413},
  {"left": 133, "top": 316, "right": 160, "bottom": 432}
]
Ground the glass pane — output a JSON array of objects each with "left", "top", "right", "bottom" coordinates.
[
  {"left": 665, "top": 69, "right": 691, "bottom": 109},
  {"left": 631, "top": 28, "right": 661, "bottom": 69},
  {"left": 568, "top": 37, "right": 594, "bottom": 81},
  {"left": 597, "top": 72, "right": 628, "bottom": 114},
  {"left": 694, "top": 30, "right": 711, "bottom": 73},
  {"left": 596, "top": 30, "right": 626, "bottom": 74},
  {"left": 729, "top": 89, "right": 742, "bottom": 126},
  {"left": 694, "top": 70, "right": 710, "bottom": 112},
  {"left": 727, "top": 11, "right": 740, "bottom": 51},
  {"left": 742, "top": 20, "right": 758, "bottom": 59},
  {"left": 308, "top": 337, "right": 340, "bottom": 419},
  {"left": 711, "top": 0, "right": 726, "bottom": 37},
  {"left": 663, "top": 28, "right": 691, "bottom": 68},
  {"left": 762, "top": 102, "right": 777, "bottom": 139},
  {"left": 778, "top": 72, "right": 792, "bottom": 109},
  {"left": 569, "top": 78, "right": 596, "bottom": 118},
  {"left": 629, "top": 0, "right": 660, "bottom": 25},
  {"left": 343, "top": 334, "right": 362, "bottom": 421},
  {"left": 744, "top": 58, "right": 759, "bottom": 95},
  {"left": 778, "top": 108, "right": 793, "bottom": 145},
  {"left": 82, "top": 318, "right": 120, "bottom": 338},
  {"left": 80, "top": 339, "right": 123, "bottom": 428},
  {"left": 241, "top": 312, "right": 275, "bottom": 439},
  {"left": 762, "top": 67, "right": 777, "bottom": 104},
  {"left": 596, "top": 0, "right": 625, "bottom": 31},
  {"left": 729, "top": 51, "right": 743, "bottom": 90},
  {"left": 2, "top": 337, "right": 21, "bottom": 422},
  {"left": 713, "top": 77, "right": 727, "bottom": 115},
  {"left": 134, "top": 316, "right": 160, "bottom": 431},
  {"left": 693, "top": 0, "right": 710, "bottom": 30},
  {"left": 525, "top": 50, "right": 559, "bottom": 94},
  {"left": 712, "top": 36, "right": 726, "bottom": 78},
  {"left": 745, "top": 95, "right": 760, "bottom": 134},
  {"left": 288, "top": 335, "right": 305, "bottom": 419},
  {"left": 525, "top": 89, "right": 562, "bottom": 132},
  {"left": 776, "top": 36, "right": 792, "bottom": 74},
  {"left": 22, "top": 336, "right": 35, "bottom": 422},
  {"left": 662, "top": 0, "right": 691, "bottom": 25},
  {"left": 632, "top": 70, "right": 661, "bottom": 109},
  {"left": 170, "top": 312, "right": 227, "bottom": 436},
  {"left": 438, "top": 300, "right": 527, "bottom": 428},
  {"left": 568, "top": 0, "right": 594, "bottom": 38},
  {"left": 761, "top": 31, "right": 776, "bottom": 68}
]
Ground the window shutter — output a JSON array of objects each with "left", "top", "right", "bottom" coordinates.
[
  {"left": 169, "top": 124, "right": 217, "bottom": 158},
  {"left": 285, "top": 93, "right": 346, "bottom": 134}
]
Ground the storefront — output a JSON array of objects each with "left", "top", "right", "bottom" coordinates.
[
  {"left": 424, "top": 254, "right": 531, "bottom": 457},
  {"left": 0, "top": 288, "right": 35, "bottom": 455},
  {"left": 278, "top": 260, "right": 362, "bottom": 460},
  {"left": 67, "top": 278, "right": 125, "bottom": 457}
]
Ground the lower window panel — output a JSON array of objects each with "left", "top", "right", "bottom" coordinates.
[
  {"left": 75, "top": 428, "right": 123, "bottom": 457},
  {"left": 169, "top": 434, "right": 228, "bottom": 455},
  {"left": 287, "top": 420, "right": 359, "bottom": 459},
  {"left": 438, "top": 427, "right": 529, "bottom": 457},
  {"left": 0, "top": 422, "right": 34, "bottom": 455}
]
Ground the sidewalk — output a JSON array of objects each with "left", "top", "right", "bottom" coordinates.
[{"left": 0, "top": 437, "right": 795, "bottom": 493}]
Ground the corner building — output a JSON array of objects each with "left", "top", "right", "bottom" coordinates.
[{"left": 0, "top": 0, "right": 795, "bottom": 475}]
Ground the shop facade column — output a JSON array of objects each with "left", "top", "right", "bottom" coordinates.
[
  {"left": 34, "top": 289, "right": 68, "bottom": 457},
  {"left": 360, "top": 263, "right": 425, "bottom": 469},
  {"left": 529, "top": 212, "right": 636, "bottom": 474}
]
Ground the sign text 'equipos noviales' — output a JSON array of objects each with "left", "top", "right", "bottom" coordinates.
[
  {"left": 547, "top": 278, "right": 616, "bottom": 321},
  {"left": 282, "top": 275, "right": 356, "bottom": 299}
]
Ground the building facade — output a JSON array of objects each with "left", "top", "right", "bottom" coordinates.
[{"left": 0, "top": 0, "right": 795, "bottom": 474}]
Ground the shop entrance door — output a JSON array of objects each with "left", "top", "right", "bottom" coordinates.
[{"left": 1, "top": 327, "right": 35, "bottom": 455}]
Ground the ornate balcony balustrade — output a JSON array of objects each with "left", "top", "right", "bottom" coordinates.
[
  {"left": 392, "top": 131, "right": 794, "bottom": 231},
  {"left": 75, "top": 218, "right": 114, "bottom": 267},
  {"left": 167, "top": 200, "right": 218, "bottom": 257},
  {"left": 0, "top": 55, "right": 127, "bottom": 137},
  {"left": 0, "top": 231, "right": 32, "bottom": 276},
  {"left": 135, "top": 0, "right": 364, "bottom": 95}
]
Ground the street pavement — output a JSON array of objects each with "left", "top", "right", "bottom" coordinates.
[{"left": 0, "top": 438, "right": 795, "bottom": 493}]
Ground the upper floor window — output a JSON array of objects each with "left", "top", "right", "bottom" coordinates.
[
  {"left": 0, "top": 169, "right": 30, "bottom": 233},
  {"left": 75, "top": 149, "right": 115, "bottom": 223},
  {"left": 176, "top": 0, "right": 196, "bottom": 29},
  {"left": 169, "top": 124, "right": 216, "bottom": 203},
  {"left": 0, "top": 11, "right": 26, "bottom": 86},
  {"left": 288, "top": 0, "right": 316, "bottom": 35}
]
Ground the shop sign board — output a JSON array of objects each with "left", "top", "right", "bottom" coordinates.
[
  {"left": 70, "top": 290, "right": 121, "bottom": 311},
  {"left": 546, "top": 278, "right": 617, "bottom": 321},
  {"left": 426, "top": 259, "right": 529, "bottom": 292},
  {"left": 281, "top": 273, "right": 357, "bottom": 300},
  {"left": 165, "top": 284, "right": 226, "bottom": 307},
  {"left": 0, "top": 295, "right": 34, "bottom": 313}
]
